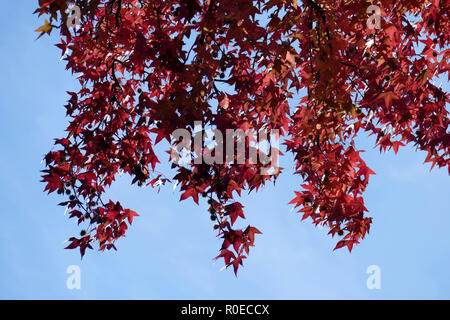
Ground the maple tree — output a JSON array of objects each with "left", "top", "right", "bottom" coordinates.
[{"left": 36, "top": 0, "right": 449, "bottom": 275}]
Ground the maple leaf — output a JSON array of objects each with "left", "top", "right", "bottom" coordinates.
[
  {"left": 125, "top": 209, "right": 139, "bottom": 224},
  {"left": 377, "top": 91, "right": 399, "bottom": 108},
  {"left": 35, "top": 19, "right": 53, "bottom": 39},
  {"left": 180, "top": 188, "right": 199, "bottom": 204},
  {"left": 216, "top": 249, "right": 236, "bottom": 266},
  {"left": 225, "top": 202, "right": 246, "bottom": 225}
]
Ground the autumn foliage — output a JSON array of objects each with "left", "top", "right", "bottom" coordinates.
[{"left": 36, "top": 0, "right": 449, "bottom": 274}]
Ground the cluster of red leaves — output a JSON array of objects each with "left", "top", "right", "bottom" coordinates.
[{"left": 37, "top": 0, "right": 449, "bottom": 274}]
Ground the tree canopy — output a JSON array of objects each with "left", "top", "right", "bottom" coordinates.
[{"left": 37, "top": 0, "right": 449, "bottom": 274}]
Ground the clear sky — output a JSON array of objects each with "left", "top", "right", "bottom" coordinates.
[{"left": 0, "top": 2, "right": 449, "bottom": 299}]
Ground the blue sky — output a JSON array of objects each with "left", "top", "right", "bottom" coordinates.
[{"left": 0, "top": 2, "right": 449, "bottom": 299}]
